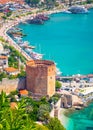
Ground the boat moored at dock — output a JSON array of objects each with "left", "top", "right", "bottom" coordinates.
[
  {"left": 68, "top": 6, "right": 88, "bottom": 14},
  {"left": 30, "top": 51, "right": 43, "bottom": 60}
]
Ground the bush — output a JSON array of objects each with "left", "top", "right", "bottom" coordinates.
[
  {"left": 56, "top": 80, "right": 61, "bottom": 90},
  {"left": 47, "top": 117, "right": 66, "bottom": 130}
]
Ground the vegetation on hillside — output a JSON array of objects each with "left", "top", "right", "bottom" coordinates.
[
  {"left": 25, "top": 0, "right": 60, "bottom": 8},
  {"left": 0, "top": 91, "right": 65, "bottom": 130},
  {"left": 2, "top": 11, "right": 12, "bottom": 20},
  {"left": 0, "top": 42, "right": 26, "bottom": 80}
]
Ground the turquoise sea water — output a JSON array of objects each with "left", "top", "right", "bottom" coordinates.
[
  {"left": 18, "top": 8, "right": 93, "bottom": 76},
  {"left": 16, "top": 9, "right": 93, "bottom": 130},
  {"left": 65, "top": 102, "right": 93, "bottom": 130}
]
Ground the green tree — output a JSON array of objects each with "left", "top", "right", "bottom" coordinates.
[
  {"left": 0, "top": 97, "right": 36, "bottom": 130},
  {"left": 0, "top": 72, "right": 7, "bottom": 81},
  {"left": 6, "top": 11, "right": 12, "bottom": 17},
  {"left": 56, "top": 80, "right": 61, "bottom": 90},
  {"left": 38, "top": 104, "right": 50, "bottom": 122},
  {"left": 36, "top": 124, "right": 49, "bottom": 130},
  {"left": 0, "top": 91, "right": 9, "bottom": 108},
  {"left": 87, "top": 0, "right": 93, "bottom": 3},
  {"left": 25, "top": 0, "right": 40, "bottom": 5},
  {"left": 17, "top": 71, "right": 26, "bottom": 78},
  {"left": 0, "top": 36, "right": 6, "bottom": 42},
  {"left": 47, "top": 117, "right": 66, "bottom": 130}
]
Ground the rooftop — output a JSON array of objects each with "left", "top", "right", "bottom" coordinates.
[
  {"left": 4, "top": 67, "right": 18, "bottom": 73},
  {"left": 0, "top": 0, "right": 24, "bottom": 4},
  {"left": 19, "top": 89, "right": 28, "bottom": 95},
  {"left": 26, "top": 60, "right": 55, "bottom": 67},
  {"left": 0, "top": 55, "right": 8, "bottom": 59}
]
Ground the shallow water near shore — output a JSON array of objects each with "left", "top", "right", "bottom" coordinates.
[
  {"left": 16, "top": 8, "right": 93, "bottom": 130},
  {"left": 18, "top": 8, "right": 93, "bottom": 75},
  {"left": 64, "top": 102, "right": 93, "bottom": 130}
]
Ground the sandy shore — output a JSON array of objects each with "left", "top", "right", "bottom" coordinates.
[{"left": 58, "top": 108, "right": 74, "bottom": 130}]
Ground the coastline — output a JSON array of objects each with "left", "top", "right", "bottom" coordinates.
[
  {"left": 0, "top": 3, "right": 93, "bottom": 61},
  {"left": 0, "top": 16, "right": 33, "bottom": 60},
  {"left": 0, "top": 4, "right": 93, "bottom": 130},
  {"left": 58, "top": 108, "right": 74, "bottom": 130},
  {"left": 0, "top": 8, "right": 66, "bottom": 61}
]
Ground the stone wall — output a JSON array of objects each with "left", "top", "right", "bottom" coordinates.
[
  {"left": 61, "top": 94, "right": 72, "bottom": 108},
  {"left": 0, "top": 77, "right": 26, "bottom": 94}
]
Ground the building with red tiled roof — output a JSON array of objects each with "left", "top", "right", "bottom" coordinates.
[
  {"left": 19, "top": 89, "right": 28, "bottom": 96},
  {"left": 0, "top": 56, "right": 8, "bottom": 59},
  {"left": 0, "top": 0, "right": 24, "bottom": 4},
  {"left": 87, "top": 74, "right": 93, "bottom": 78},
  {"left": 4, "top": 67, "right": 19, "bottom": 75}
]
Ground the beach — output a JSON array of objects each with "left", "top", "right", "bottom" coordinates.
[{"left": 58, "top": 108, "right": 74, "bottom": 130}]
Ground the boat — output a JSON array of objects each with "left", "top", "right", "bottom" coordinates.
[
  {"left": 24, "top": 45, "right": 35, "bottom": 49},
  {"left": 56, "top": 68, "right": 62, "bottom": 76},
  {"left": 8, "top": 27, "right": 22, "bottom": 34},
  {"left": 14, "top": 36, "right": 22, "bottom": 41},
  {"left": 68, "top": 6, "right": 88, "bottom": 14},
  {"left": 30, "top": 51, "right": 43, "bottom": 60},
  {"left": 25, "top": 48, "right": 32, "bottom": 53},
  {"left": 17, "top": 39, "right": 24, "bottom": 45},
  {"left": 62, "top": 10, "right": 72, "bottom": 14},
  {"left": 19, "top": 41, "right": 29, "bottom": 47}
]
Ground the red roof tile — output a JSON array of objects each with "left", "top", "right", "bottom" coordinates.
[
  {"left": 0, "top": 0, "right": 24, "bottom": 4},
  {"left": 4, "top": 67, "right": 18, "bottom": 73},
  {"left": 0, "top": 56, "right": 8, "bottom": 59},
  {"left": 19, "top": 89, "right": 28, "bottom": 95}
]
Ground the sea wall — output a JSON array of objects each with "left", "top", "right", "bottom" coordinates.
[
  {"left": 0, "top": 77, "right": 26, "bottom": 93},
  {"left": 50, "top": 98, "right": 61, "bottom": 118}
]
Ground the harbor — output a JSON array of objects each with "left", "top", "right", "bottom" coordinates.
[{"left": 0, "top": 13, "right": 49, "bottom": 61}]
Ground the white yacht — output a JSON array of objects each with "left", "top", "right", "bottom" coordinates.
[
  {"left": 68, "top": 6, "right": 88, "bottom": 14},
  {"left": 30, "top": 51, "right": 43, "bottom": 60},
  {"left": 56, "top": 68, "right": 62, "bottom": 76}
]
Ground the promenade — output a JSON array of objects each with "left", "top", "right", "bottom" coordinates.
[
  {"left": 62, "top": 82, "right": 93, "bottom": 88},
  {"left": 0, "top": 8, "right": 66, "bottom": 61},
  {"left": 0, "top": 16, "right": 32, "bottom": 61}
]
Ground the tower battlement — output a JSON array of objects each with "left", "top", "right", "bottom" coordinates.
[{"left": 26, "top": 60, "right": 56, "bottom": 98}]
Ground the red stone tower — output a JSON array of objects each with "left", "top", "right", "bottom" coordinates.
[{"left": 26, "top": 60, "right": 56, "bottom": 98}]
